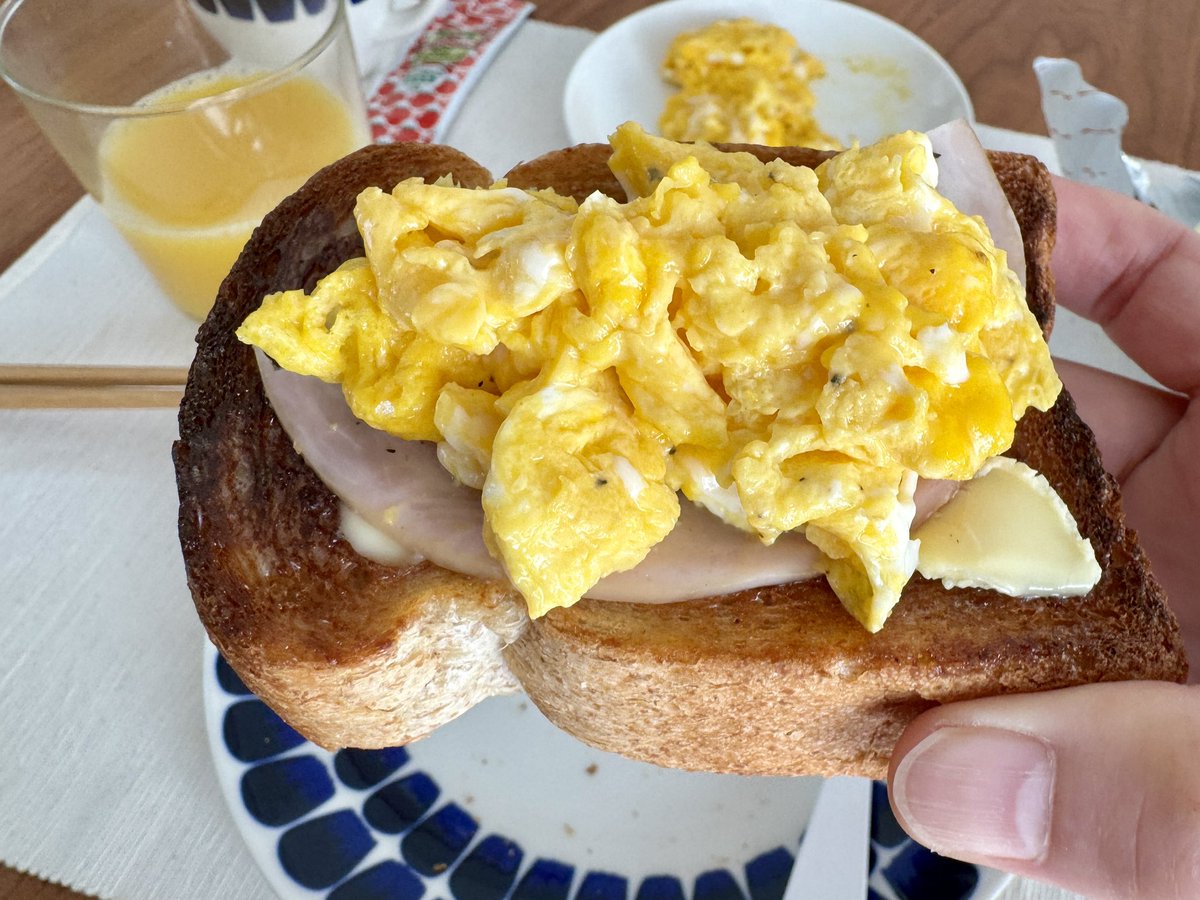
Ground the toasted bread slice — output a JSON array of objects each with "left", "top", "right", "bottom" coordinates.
[{"left": 175, "top": 140, "right": 1186, "bottom": 777}]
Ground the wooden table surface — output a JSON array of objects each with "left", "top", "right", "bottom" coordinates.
[{"left": 0, "top": 0, "right": 1193, "bottom": 897}]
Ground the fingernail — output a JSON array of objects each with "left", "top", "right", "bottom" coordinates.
[{"left": 892, "top": 726, "right": 1055, "bottom": 861}]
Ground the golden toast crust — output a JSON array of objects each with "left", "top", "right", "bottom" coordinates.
[{"left": 175, "top": 140, "right": 1186, "bottom": 775}]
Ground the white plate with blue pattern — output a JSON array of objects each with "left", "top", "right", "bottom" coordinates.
[{"left": 204, "top": 642, "right": 1009, "bottom": 899}]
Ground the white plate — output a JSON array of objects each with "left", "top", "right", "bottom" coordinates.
[
  {"left": 563, "top": 0, "right": 973, "bottom": 147},
  {"left": 203, "top": 642, "right": 1010, "bottom": 899}
]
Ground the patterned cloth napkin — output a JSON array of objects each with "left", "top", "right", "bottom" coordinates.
[{"left": 368, "top": 0, "right": 532, "bottom": 144}]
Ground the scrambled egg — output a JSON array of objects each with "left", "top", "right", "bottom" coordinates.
[
  {"left": 659, "top": 18, "right": 839, "bottom": 149},
  {"left": 237, "top": 123, "right": 1060, "bottom": 631}
]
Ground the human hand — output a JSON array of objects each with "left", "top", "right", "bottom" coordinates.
[{"left": 887, "top": 176, "right": 1200, "bottom": 898}]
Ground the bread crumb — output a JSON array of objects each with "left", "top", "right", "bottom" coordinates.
[
  {"left": 564, "top": 823, "right": 575, "bottom": 836},
  {"left": 585, "top": 763, "right": 598, "bottom": 775}
]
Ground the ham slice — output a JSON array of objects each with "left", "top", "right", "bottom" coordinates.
[{"left": 258, "top": 356, "right": 825, "bottom": 601}]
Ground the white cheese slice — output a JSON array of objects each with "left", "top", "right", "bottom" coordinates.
[{"left": 915, "top": 457, "right": 1101, "bottom": 597}]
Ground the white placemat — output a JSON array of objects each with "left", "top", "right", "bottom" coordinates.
[{"left": 0, "top": 18, "right": 1119, "bottom": 900}]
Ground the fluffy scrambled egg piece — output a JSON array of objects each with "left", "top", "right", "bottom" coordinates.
[
  {"left": 238, "top": 122, "right": 1060, "bottom": 630},
  {"left": 659, "top": 18, "right": 839, "bottom": 149}
]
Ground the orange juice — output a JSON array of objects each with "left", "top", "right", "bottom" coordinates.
[{"left": 99, "top": 69, "right": 367, "bottom": 319}]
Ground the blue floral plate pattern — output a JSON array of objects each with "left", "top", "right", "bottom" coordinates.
[{"left": 203, "top": 643, "right": 1009, "bottom": 899}]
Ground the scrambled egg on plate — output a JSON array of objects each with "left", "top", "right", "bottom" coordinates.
[
  {"left": 238, "top": 123, "right": 1060, "bottom": 631},
  {"left": 659, "top": 18, "right": 839, "bottom": 149}
]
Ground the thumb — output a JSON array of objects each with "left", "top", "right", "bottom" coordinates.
[{"left": 887, "top": 682, "right": 1200, "bottom": 899}]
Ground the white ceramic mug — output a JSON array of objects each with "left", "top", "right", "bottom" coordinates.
[{"left": 189, "top": 0, "right": 442, "bottom": 81}]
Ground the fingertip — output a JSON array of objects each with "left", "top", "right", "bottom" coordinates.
[
  {"left": 889, "top": 720, "right": 1055, "bottom": 863},
  {"left": 886, "top": 683, "right": 1200, "bottom": 898}
]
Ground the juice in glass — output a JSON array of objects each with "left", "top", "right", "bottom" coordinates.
[{"left": 99, "top": 68, "right": 368, "bottom": 319}]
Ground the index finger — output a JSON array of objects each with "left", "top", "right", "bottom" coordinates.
[{"left": 1050, "top": 175, "right": 1200, "bottom": 397}]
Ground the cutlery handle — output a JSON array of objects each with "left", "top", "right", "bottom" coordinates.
[{"left": 784, "top": 776, "right": 873, "bottom": 900}]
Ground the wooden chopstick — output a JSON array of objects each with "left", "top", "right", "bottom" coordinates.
[
  {"left": 0, "top": 364, "right": 189, "bottom": 386},
  {"left": 0, "top": 364, "right": 189, "bottom": 409}
]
